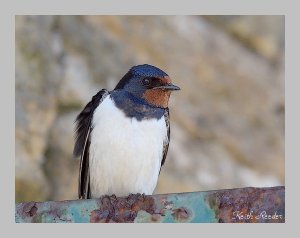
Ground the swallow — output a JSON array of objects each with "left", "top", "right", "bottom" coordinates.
[{"left": 74, "top": 64, "right": 180, "bottom": 199}]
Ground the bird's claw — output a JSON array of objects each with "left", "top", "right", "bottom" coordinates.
[
  {"left": 109, "top": 194, "right": 117, "bottom": 201},
  {"left": 126, "top": 193, "right": 147, "bottom": 203},
  {"left": 99, "top": 194, "right": 118, "bottom": 205}
]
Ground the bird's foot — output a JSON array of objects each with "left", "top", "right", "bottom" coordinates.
[
  {"left": 99, "top": 194, "right": 118, "bottom": 206},
  {"left": 99, "top": 195, "right": 112, "bottom": 206},
  {"left": 126, "top": 193, "right": 148, "bottom": 208},
  {"left": 109, "top": 194, "right": 117, "bottom": 202},
  {"left": 127, "top": 193, "right": 146, "bottom": 202},
  {"left": 99, "top": 193, "right": 117, "bottom": 199},
  {"left": 140, "top": 193, "right": 146, "bottom": 200}
]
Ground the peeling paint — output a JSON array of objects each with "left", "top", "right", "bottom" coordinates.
[
  {"left": 15, "top": 186, "right": 285, "bottom": 223},
  {"left": 206, "top": 186, "right": 285, "bottom": 223}
]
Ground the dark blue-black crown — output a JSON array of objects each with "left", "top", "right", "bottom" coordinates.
[
  {"left": 115, "top": 64, "right": 168, "bottom": 90},
  {"left": 130, "top": 64, "right": 168, "bottom": 77}
]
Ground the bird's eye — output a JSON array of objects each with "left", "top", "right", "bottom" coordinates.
[{"left": 142, "top": 78, "right": 152, "bottom": 86}]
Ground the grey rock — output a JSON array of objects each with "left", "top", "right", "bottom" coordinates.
[{"left": 43, "top": 112, "right": 79, "bottom": 201}]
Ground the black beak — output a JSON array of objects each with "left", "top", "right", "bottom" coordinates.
[{"left": 154, "top": 83, "right": 180, "bottom": 91}]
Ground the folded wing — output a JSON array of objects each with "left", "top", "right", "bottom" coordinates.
[{"left": 74, "top": 89, "right": 109, "bottom": 199}]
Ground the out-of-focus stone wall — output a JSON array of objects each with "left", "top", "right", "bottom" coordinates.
[{"left": 15, "top": 16, "right": 284, "bottom": 202}]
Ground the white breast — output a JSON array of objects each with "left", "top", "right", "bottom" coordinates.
[{"left": 89, "top": 95, "right": 167, "bottom": 198}]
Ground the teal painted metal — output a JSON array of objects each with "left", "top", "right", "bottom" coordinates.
[{"left": 15, "top": 186, "right": 285, "bottom": 223}]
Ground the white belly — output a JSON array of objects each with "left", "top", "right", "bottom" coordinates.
[{"left": 89, "top": 96, "right": 167, "bottom": 198}]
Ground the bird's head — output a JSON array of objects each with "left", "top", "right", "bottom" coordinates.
[{"left": 114, "top": 64, "right": 180, "bottom": 108}]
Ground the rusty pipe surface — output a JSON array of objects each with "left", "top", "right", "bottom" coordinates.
[{"left": 15, "top": 186, "right": 285, "bottom": 223}]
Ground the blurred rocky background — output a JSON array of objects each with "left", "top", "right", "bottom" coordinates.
[{"left": 15, "top": 15, "right": 284, "bottom": 203}]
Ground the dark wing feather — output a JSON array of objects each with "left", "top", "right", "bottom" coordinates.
[
  {"left": 160, "top": 108, "right": 170, "bottom": 172},
  {"left": 74, "top": 89, "right": 109, "bottom": 199}
]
